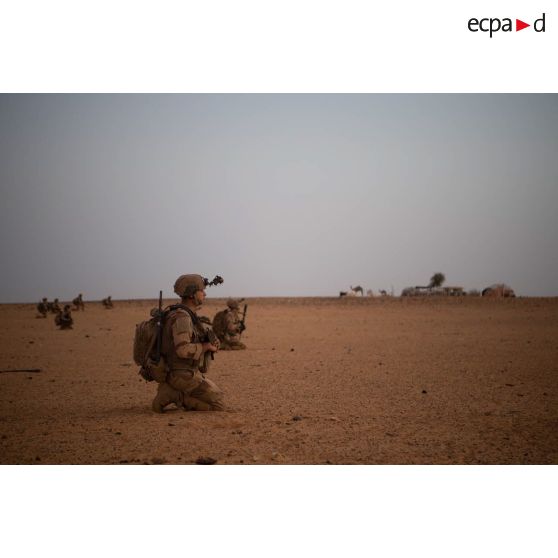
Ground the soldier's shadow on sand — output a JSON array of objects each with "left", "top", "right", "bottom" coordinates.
[
  {"left": 93, "top": 401, "right": 238, "bottom": 421},
  {"left": 100, "top": 405, "right": 182, "bottom": 418}
]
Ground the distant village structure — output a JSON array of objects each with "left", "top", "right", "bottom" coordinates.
[
  {"left": 481, "top": 284, "right": 516, "bottom": 298},
  {"left": 401, "top": 272, "right": 467, "bottom": 297},
  {"left": 400, "top": 285, "right": 465, "bottom": 297},
  {"left": 336, "top": 273, "right": 517, "bottom": 299}
]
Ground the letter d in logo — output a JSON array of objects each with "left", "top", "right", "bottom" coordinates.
[{"left": 534, "top": 13, "right": 546, "bottom": 32}]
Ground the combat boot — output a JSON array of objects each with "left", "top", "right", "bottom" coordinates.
[
  {"left": 183, "top": 396, "right": 225, "bottom": 411},
  {"left": 152, "top": 382, "right": 183, "bottom": 413}
]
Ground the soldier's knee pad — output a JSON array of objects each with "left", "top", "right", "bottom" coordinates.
[
  {"left": 152, "top": 383, "right": 182, "bottom": 413},
  {"left": 169, "top": 370, "right": 202, "bottom": 393}
]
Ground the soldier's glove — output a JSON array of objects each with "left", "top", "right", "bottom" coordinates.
[{"left": 138, "top": 366, "right": 154, "bottom": 382}]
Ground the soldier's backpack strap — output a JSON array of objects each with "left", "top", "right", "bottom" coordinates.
[
  {"left": 167, "top": 304, "right": 212, "bottom": 345},
  {"left": 167, "top": 304, "right": 201, "bottom": 327}
]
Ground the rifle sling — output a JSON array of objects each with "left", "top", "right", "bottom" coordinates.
[{"left": 167, "top": 304, "right": 202, "bottom": 327}]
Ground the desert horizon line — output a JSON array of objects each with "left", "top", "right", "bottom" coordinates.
[{"left": 3, "top": 294, "right": 558, "bottom": 305}]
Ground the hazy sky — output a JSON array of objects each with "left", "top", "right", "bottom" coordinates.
[{"left": 1, "top": 94, "right": 557, "bottom": 302}]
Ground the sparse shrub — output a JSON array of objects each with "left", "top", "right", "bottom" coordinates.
[{"left": 429, "top": 272, "right": 446, "bottom": 288}]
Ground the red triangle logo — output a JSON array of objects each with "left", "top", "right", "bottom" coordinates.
[{"left": 516, "top": 19, "right": 530, "bottom": 31}]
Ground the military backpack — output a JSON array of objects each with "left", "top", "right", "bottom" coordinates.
[{"left": 133, "top": 301, "right": 168, "bottom": 383}]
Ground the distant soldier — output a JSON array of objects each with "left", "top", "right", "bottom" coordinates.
[
  {"left": 50, "top": 298, "right": 61, "bottom": 314},
  {"left": 36, "top": 298, "right": 48, "bottom": 318},
  {"left": 55, "top": 305, "right": 74, "bottom": 330},
  {"left": 212, "top": 298, "right": 247, "bottom": 350},
  {"left": 73, "top": 293, "right": 85, "bottom": 311},
  {"left": 102, "top": 296, "right": 114, "bottom": 309}
]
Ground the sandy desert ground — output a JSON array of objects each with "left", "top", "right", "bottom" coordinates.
[{"left": 0, "top": 296, "right": 557, "bottom": 464}]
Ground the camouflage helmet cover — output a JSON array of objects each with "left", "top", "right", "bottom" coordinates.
[
  {"left": 174, "top": 274, "right": 206, "bottom": 298},
  {"left": 226, "top": 298, "right": 240, "bottom": 310}
]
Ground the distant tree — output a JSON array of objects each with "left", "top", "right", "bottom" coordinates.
[{"left": 429, "top": 272, "right": 445, "bottom": 288}]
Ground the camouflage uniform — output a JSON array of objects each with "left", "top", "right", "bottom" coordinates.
[
  {"left": 73, "top": 293, "right": 85, "bottom": 311},
  {"left": 37, "top": 298, "right": 48, "bottom": 318},
  {"left": 50, "top": 298, "right": 61, "bottom": 314},
  {"left": 213, "top": 299, "right": 246, "bottom": 350},
  {"left": 55, "top": 305, "right": 73, "bottom": 329},
  {"left": 151, "top": 274, "right": 224, "bottom": 413}
]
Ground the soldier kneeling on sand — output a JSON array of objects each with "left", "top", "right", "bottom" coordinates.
[
  {"left": 102, "top": 296, "right": 114, "bottom": 309},
  {"left": 49, "top": 298, "right": 61, "bottom": 314},
  {"left": 55, "top": 305, "right": 74, "bottom": 330},
  {"left": 151, "top": 274, "right": 225, "bottom": 413},
  {"left": 212, "top": 298, "right": 247, "bottom": 350},
  {"left": 36, "top": 298, "right": 48, "bottom": 318},
  {"left": 73, "top": 293, "right": 85, "bottom": 311}
]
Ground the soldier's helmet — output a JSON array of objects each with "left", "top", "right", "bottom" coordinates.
[
  {"left": 226, "top": 298, "right": 240, "bottom": 310},
  {"left": 42, "top": 297, "right": 47, "bottom": 302},
  {"left": 174, "top": 274, "right": 206, "bottom": 298},
  {"left": 54, "top": 298, "right": 59, "bottom": 303}
]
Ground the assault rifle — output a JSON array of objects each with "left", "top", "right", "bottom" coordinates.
[
  {"left": 153, "top": 290, "right": 164, "bottom": 365},
  {"left": 138, "top": 291, "right": 166, "bottom": 382},
  {"left": 200, "top": 324, "right": 219, "bottom": 374},
  {"left": 200, "top": 275, "right": 223, "bottom": 365},
  {"left": 239, "top": 304, "right": 248, "bottom": 336},
  {"left": 176, "top": 311, "right": 219, "bottom": 375}
]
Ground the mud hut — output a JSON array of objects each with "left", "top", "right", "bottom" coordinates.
[{"left": 481, "top": 284, "right": 516, "bottom": 298}]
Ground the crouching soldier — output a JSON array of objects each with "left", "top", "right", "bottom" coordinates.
[
  {"left": 212, "top": 299, "right": 247, "bottom": 350},
  {"left": 151, "top": 274, "right": 225, "bottom": 413},
  {"left": 49, "top": 298, "right": 61, "bottom": 314},
  {"left": 36, "top": 298, "right": 48, "bottom": 318},
  {"left": 55, "top": 305, "right": 74, "bottom": 330},
  {"left": 73, "top": 293, "right": 85, "bottom": 311}
]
